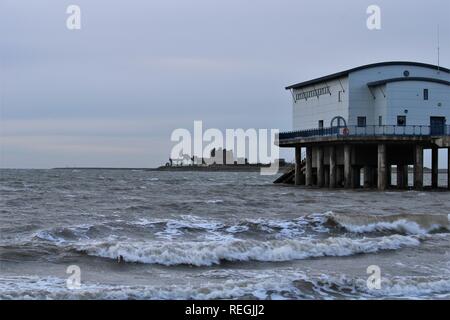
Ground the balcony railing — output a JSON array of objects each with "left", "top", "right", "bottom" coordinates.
[{"left": 279, "top": 125, "right": 450, "bottom": 140}]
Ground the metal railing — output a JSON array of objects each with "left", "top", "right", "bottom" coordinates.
[{"left": 279, "top": 125, "right": 450, "bottom": 140}]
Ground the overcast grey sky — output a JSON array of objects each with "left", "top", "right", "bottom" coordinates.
[{"left": 1, "top": 0, "right": 449, "bottom": 168}]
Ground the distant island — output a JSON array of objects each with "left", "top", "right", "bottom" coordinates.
[
  {"left": 51, "top": 166, "right": 448, "bottom": 173},
  {"left": 51, "top": 164, "right": 293, "bottom": 172}
]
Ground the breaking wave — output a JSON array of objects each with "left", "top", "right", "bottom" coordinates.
[
  {"left": 326, "top": 212, "right": 450, "bottom": 235},
  {"left": 24, "top": 212, "right": 449, "bottom": 248},
  {"left": 2, "top": 272, "right": 449, "bottom": 300},
  {"left": 73, "top": 234, "right": 421, "bottom": 266},
  {"left": 0, "top": 275, "right": 302, "bottom": 300},
  {"left": 307, "top": 275, "right": 450, "bottom": 299},
  {"left": 4, "top": 212, "right": 447, "bottom": 268}
]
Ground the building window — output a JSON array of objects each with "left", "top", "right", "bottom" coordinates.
[
  {"left": 397, "top": 116, "right": 406, "bottom": 126},
  {"left": 424, "top": 89, "right": 429, "bottom": 100},
  {"left": 338, "top": 91, "right": 342, "bottom": 102},
  {"left": 318, "top": 120, "right": 324, "bottom": 129},
  {"left": 378, "top": 116, "right": 383, "bottom": 126},
  {"left": 357, "top": 117, "right": 367, "bottom": 127}
]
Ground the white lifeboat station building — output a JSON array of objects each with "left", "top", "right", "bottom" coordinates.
[{"left": 276, "top": 62, "right": 450, "bottom": 190}]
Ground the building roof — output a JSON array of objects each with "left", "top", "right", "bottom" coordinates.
[
  {"left": 285, "top": 61, "right": 450, "bottom": 90},
  {"left": 367, "top": 77, "right": 450, "bottom": 87}
]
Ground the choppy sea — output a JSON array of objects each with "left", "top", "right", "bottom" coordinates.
[{"left": 0, "top": 169, "right": 449, "bottom": 300}]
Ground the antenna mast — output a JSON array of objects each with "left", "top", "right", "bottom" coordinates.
[{"left": 437, "top": 24, "right": 440, "bottom": 73}]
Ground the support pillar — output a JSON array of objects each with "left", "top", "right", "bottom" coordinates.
[
  {"left": 432, "top": 147, "right": 439, "bottom": 189},
  {"left": 295, "top": 146, "right": 301, "bottom": 186},
  {"left": 317, "top": 147, "right": 324, "bottom": 188},
  {"left": 448, "top": 148, "right": 450, "bottom": 190},
  {"left": 377, "top": 144, "right": 387, "bottom": 190},
  {"left": 305, "top": 147, "right": 313, "bottom": 187},
  {"left": 363, "top": 166, "right": 372, "bottom": 188},
  {"left": 329, "top": 146, "right": 337, "bottom": 188},
  {"left": 414, "top": 145, "right": 424, "bottom": 190},
  {"left": 344, "top": 145, "right": 352, "bottom": 188}
]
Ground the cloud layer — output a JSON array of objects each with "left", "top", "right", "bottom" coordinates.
[{"left": 1, "top": 0, "right": 449, "bottom": 168}]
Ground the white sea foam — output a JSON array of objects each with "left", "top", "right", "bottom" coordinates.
[
  {"left": 326, "top": 212, "right": 450, "bottom": 235},
  {"left": 29, "top": 212, "right": 448, "bottom": 254},
  {"left": 74, "top": 234, "right": 421, "bottom": 266},
  {"left": 35, "top": 230, "right": 63, "bottom": 243},
  {"left": 0, "top": 275, "right": 302, "bottom": 300},
  {"left": 205, "top": 199, "right": 224, "bottom": 204},
  {"left": 125, "top": 214, "right": 322, "bottom": 240},
  {"left": 225, "top": 225, "right": 250, "bottom": 233},
  {"left": 34, "top": 224, "right": 92, "bottom": 243},
  {"left": 373, "top": 277, "right": 450, "bottom": 297},
  {"left": 312, "top": 274, "right": 450, "bottom": 299},
  {"left": 130, "top": 218, "right": 153, "bottom": 226},
  {"left": 153, "top": 215, "right": 224, "bottom": 240},
  {"left": 245, "top": 217, "right": 306, "bottom": 238},
  {"left": 33, "top": 223, "right": 113, "bottom": 244},
  {"left": 2, "top": 272, "right": 449, "bottom": 300},
  {"left": 338, "top": 219, "right": 428, "bottom": 235}
]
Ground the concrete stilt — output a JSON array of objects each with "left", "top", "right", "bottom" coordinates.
[
  {"left": 363, "top": 166, "right": 372, "bottom": 188},
  {"left": 294, "top": 146, "right": 301, "bottom": 186},
  {"left": 344, "top": 145, "right": 352, "bottom": 188},
  {"left": 329, "top": 146, "right": 337, "bottom": 188},
  {"left": 448, "top": 148, "right": 450, "bottom": 190},
  {"left": 317, "top": 147, "right": 324, "bottom": 187},
  {"left": 414, "top": 145, "right": 424, "bottom": 190},
  {"left": 305, "top": 147, "right": 313, "bottom": 186},
  {"left": 432, "top": 147, "right": 439, "bottom": 189},
  {"left": 377, "top": 144, "right": 387, "bottom": 190}
]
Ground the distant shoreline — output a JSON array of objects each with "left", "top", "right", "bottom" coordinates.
[
  {"left": 50, "top": 165, "right": 294, "bottom": 173},
  {"left": 8, "top": 167, "right": 447, "bottom": 174},
  {"left": 52, "top": 167, "right": 150, "bottom": 171},
  {"left": 152, "top": 164, "right": 293, "bottom": 172}
]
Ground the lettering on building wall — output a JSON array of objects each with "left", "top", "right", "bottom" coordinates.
[{"left": 295, "top": 86, "right": 331, "bottom": 101}]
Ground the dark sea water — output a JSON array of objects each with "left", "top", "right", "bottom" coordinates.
[{"left": 0, "top": 169, "right": 449, "bottom": 300}]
